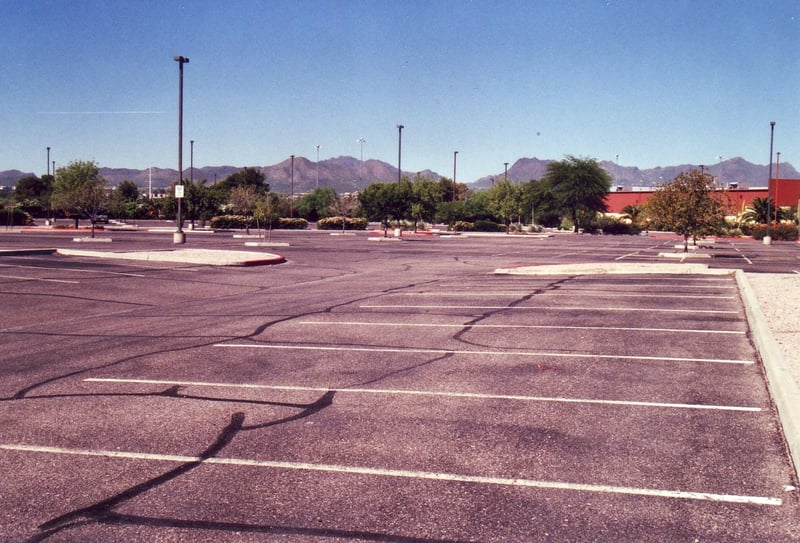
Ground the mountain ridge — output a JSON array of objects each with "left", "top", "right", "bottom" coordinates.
[{"left": 1, "top": 156, "right": 795, "bottom": 194}]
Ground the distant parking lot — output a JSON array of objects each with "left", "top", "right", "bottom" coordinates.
[{"left": 0, "top": 230, "right": 798, "bottom": 541}]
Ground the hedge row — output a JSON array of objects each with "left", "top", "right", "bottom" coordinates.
[
  {"left": 208, "top": 215, "right": 309, "bottom": 230},
  {"left": 1, "top": 208, "right": 34, "bottom": 226},
  {"left": 746, "top": 223, "right": 799, "bottom": 241},
  {"left": 316, "top": 217, "right": 368, "bottom": 230}
]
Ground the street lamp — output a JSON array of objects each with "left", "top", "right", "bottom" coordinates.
[
  {"left": 397, "top": 124, "right": 404, "bottom": 182},
  {"left": 358, "top": 137, "right": 365, "bottom": 188},
  {"left": 315, "top": 144, "right": 320, "bottom": 189},
  {"left": 190, "top": 140, "right": 194, "bottom": 184},
  {"left": 504, "top": 162, "right": 508, "bottom": 182},
  {"left": 173, "top": 55, "right": 189, "bottom": 244},
  {"left": 46, "top": 147, "right": 50, "bottom": 176},
  {"left": 776, "top": 151, "right": 781, "bottom": 221},
  {"left": 766, "top": 121, "right": 775, "bottom": 245},
  {"left": 453, "top": 151, "right": 458, "bottom": 201},
  {"left": 290, "top": 154, "right": 295, "bottom": 218}
]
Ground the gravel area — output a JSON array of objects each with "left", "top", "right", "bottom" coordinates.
[{"left": 746, "top": 272, "right": 800, "bottom": 385}]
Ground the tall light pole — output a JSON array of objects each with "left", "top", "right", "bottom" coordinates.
[
  {"left": 358, "top": 137, "right": 365, "bottom": 188},
  {"left": 766, "top": 121, "right": 775, "bottom": 244},
  {"left": 315, "top": 145, "right": 320, "bottom": 189},
  {"left": 776, "top": 151, "right": 781, "bottom": 222},
  {"left": 173, "top": 55, "right": 189, "bottom": 244},
  {"left": 504, "top": 162, "right": 508, "bottom": 182},
  {"left": 190, "top": 140, "right": 194, "bottom": 184},
  {"left": 397, "top": 124, "right": 404, "bottom": 182},
  {"left": 290, "top": 154, "right": 295, "bottom": 218},
  {"left": 46, "top": 147, "right": 50, "bottom": 176},
  {"left": 453, "top": 151, "right": 458, "bottom": 201}
]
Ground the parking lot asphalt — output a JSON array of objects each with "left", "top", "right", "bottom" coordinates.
[{"left": 0, "top": 229, "right": 798, "bottom": 542}]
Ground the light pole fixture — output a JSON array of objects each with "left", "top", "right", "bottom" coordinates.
[
  {"left": 315, "top": 145, "right": 320, "bottom": 189},
  {"left": 190, "top": 140, "right": 194, "bottom": 184},
  {"left": 46, "top": 147, "right": 51, "bottom": 176},
  {"left": 290, "top": 154, "right": 295, "bottom": 218},
  {"left": 358, "top": 137, "right": 365, "bottom": 188},
  {"left": 453, "top": 151, "right": 458, "bottom": 202},
  {"left": 776, "top": 151, "right": 781, "bottom": 221},
  {"left": 397, "top": 124, "right": 404, "bottom": 182},
  {"left": 766, "top": 121, "right": 775, "bottom": 244},
  {"left": 173, "top": 55, "right": 189, "bottom": 244}
]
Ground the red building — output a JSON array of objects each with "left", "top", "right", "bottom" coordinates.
[{"left": 605, "top": 178, "right": 800, "bottom": 215}]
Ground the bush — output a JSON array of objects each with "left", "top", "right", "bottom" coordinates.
[
  {"left": 316, "top": 217, "right": 368, "bottom": 230},
  {"left": 209, "top": 215, "right": 309, "bottom": 230},
  {"left": 209, "top": 215, "right": 252, "bottom": 229},
  {"left": 748, "top": 223, "right": 798, "bottom": 241},
  {"left": 277, "top": 217, "right": 308, "bottom": 230},
  {"left": 595, "top": 217, "right": 641, "bottom": 235},
  {"left": 474, "top": 219, "right": 507, "bottom": 232},
  {"left": 1, "top": 208, "right": 34, "bottom": 226},
  {"left": 453, "top": 221, "right": 475, "bottom": 232}
]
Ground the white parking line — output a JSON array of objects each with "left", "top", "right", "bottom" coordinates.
[
  {"left": 212, "top": 343, "right": 753, "bottom": 365},
  {"left": 360, "top": 304, "right": 738, "bottom": 315},
  {"left": 84, "top": 378, "right": 761, "bottom": 412},
  {"left": 0, "top": 263, "right": 146, "bottom": 278},
  {"left": 0, "top": 274, "right": 79, "bottom": 284},
  {"left": 298, "top": 321, "right": 744, "bottom": 335},
  {"left": 401, "top": 291, "right": 736, "bottom": 300},
  {"left": 0, "top": 443, "right": 781, "bottom": 506}
]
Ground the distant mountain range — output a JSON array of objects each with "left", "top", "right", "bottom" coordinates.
[{"left": 1, "top": 156, "right": 795, "bottom": 194}]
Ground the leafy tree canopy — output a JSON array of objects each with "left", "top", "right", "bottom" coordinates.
[
  {"left": 217, "top": 167, "right": 268, "bottom": 194},
  {"left": 543, "top": 156, "right": 611, "bottom": 231},
  {"left": 646, "top": 169, "right": 727, "bottom": 250}
]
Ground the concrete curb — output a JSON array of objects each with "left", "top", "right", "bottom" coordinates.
[
  {"left": 736, "top": 269, "right": 800, "bottom": 481},
  {"left": 56, "top": 248, "right": 285, "bottom": 266}
]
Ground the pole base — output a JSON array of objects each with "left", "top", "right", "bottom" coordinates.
[
  {"left": 173, "top": 231, "right": 186, "bottom": 244},
  {"left": 763, "top": 235, "right": 772, "bottom": 246}
]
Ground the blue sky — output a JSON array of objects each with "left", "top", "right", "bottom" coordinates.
[{"left": 3, "top": 0, "right": 799, "bottom": 182}]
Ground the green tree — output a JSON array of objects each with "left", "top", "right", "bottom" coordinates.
[
  {"left": 621, "top": 204, "right": 647, "bottom": 228},
  {"left": 295, "top": 187, "right": 337, "bottom": 222},
  {"left": 487, "top": 179, "right": 524, "bottom": 232},
  {"left": 51, "top": 160, "right": 107, "bottom": 236},
  {"left": 229, "top": 185, "right": 260, "bottom": 233},
  {"left": 217, "top": 167, "right": 268, "bottom": 194},
  {"left": 740, "top": 197, "right": 785, "bottom": 224},
  {"left": 646, "top": 169, "right": 727, "bottom": 251},
  {"left": 410, "top": 175, "right": 442, "bottom": 231},
  {"left": 14, "top": 174, "right": 53, "bottom": 217},
  {"left": 358, "top": 179, "right": 412, "bottom": 236},
  {"left": 524, "top": 179, "right": 562, "bottom": 228},
  {"left": 107, "top": 180, "right": 140, "bottom": 220},
  {"left": 543, "top": 156, "right": 612, "bottom": 232}
]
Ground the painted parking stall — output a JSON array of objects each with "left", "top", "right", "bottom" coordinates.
[{"left": 1, "top": 232, "right": 798, "bottom": 541}]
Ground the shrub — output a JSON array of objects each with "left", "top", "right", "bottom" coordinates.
[
  {"left": 316, "top": 217, "right": 368, "bottom": 230},
  {"left": 1, "top": 208, "right": 34, "bottom": 226},
  {"left": 453, "top": 221, "right": 475, "bottom": 232},
  {"left": 209, "top": 215, "right": 251, "bottom": 229},
  {"left": 277, "top": 217, "right": 308, "bottom": 230},
  {"left": 749, "top": 223, "right": 799, "bottom": 241},
  {"left": 474, "top": 219, "right": 506, "bottom": 232},
  {"left": 595, "top": 217, "right": 641, "bottom": 235}
]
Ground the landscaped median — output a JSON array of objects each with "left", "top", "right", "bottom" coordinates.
[{"left": 55, "top": 248, "right": 285, "bottom": 266}]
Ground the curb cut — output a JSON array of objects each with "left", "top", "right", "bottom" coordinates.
[{"left": 736, "top": 269, "right": 800, "bottom": 481}]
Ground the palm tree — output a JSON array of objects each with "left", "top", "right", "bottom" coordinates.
[
  {"left": 740, "top": 197, "right": 780, "bottom": 224},
  {"left": 621, "top": 204, "right": 645, "bottom": 227}
]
